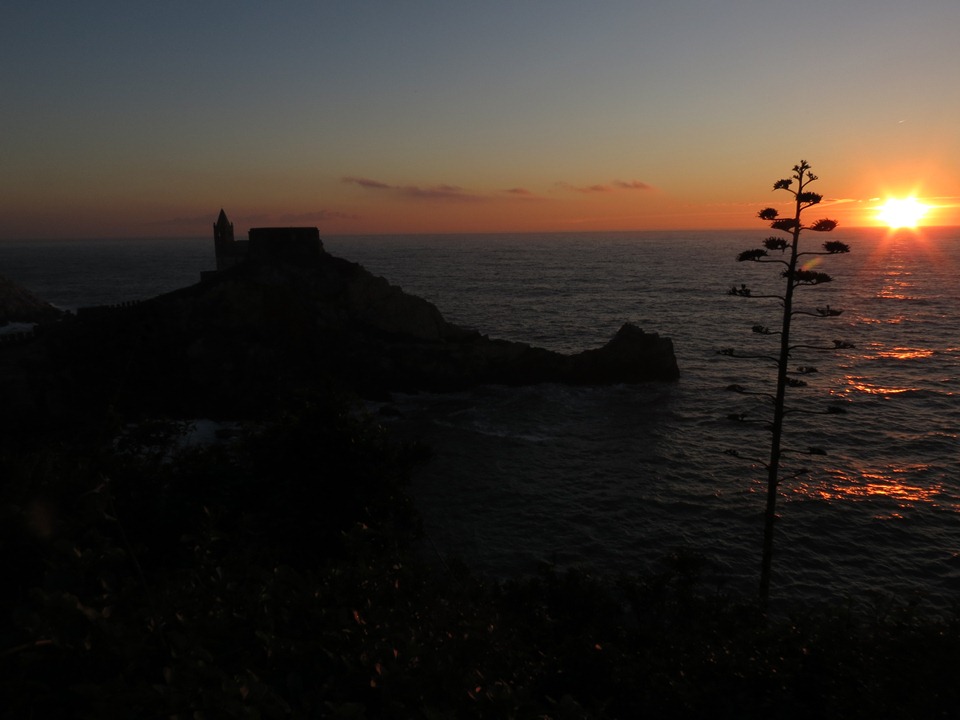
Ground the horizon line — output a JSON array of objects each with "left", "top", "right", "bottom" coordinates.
[{"left": 3, "top": 224, "right": 958, "bottom": 243}]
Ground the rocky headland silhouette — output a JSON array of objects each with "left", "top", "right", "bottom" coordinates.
[
  {"left": 0, "top": 226, "right": 678, "bottom": 430},
  {"left": 0, "top": 274, "right": 63, "bottom": 326}
]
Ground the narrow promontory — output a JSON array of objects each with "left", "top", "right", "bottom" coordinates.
[{"left": 0, "top": 243, "right": 678, "bottom": 430}]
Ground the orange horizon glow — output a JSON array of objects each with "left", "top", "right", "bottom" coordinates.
[
  {"left": 2, "top": 184, "right": 959, "bottom": 240},
  {"left": 5, "top": 6, "right": 960, "bottom": 242}
]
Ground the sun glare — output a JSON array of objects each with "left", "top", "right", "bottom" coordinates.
[{"left": 876, "top": 197, "right": 929, "bottom": 229}]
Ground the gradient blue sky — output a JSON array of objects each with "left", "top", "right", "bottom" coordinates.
[{"left": 2, "top": 1, "right": 958, "bottom": 238}]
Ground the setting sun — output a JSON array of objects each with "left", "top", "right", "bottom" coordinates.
[{"left": 876, "top": 197, "right": 929, "bottom": 229}]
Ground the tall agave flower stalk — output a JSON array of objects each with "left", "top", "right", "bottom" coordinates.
[{"left": 720, "top": 160, "right": 851, "bottom": 608}]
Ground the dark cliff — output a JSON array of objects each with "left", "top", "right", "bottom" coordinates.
[
  {"left": 0, "top": 248, "right": 678, "bottom": 430},
  {"left": 0, "top": 274, "right": 62, "bottom": 326}
]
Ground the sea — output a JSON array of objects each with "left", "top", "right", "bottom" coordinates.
[{"left": 2, "top": 228, "right": 959, "bottom": 611}]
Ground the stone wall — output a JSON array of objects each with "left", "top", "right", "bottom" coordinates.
[{"left": 248, "top": 227, "right": 323, "bottom": 266}]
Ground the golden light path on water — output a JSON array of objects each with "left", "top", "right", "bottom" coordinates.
[
  {"left": 782, "top": 226, "right": 960, "bottom": 518},
  {"left": 843, "top": 371, "right": 931, "bottom": 394},
  {"left": 794, "top": 367, "right": 956, "bottom": 517},
  {"left": 790, "top": 466, "right": 949, "bottom": 520},
  {"left": 877, "top": 272, "right": 916, "bottom": 301},
  {"left": 875, "top": 348, "right": 936, "bottom": 360}
]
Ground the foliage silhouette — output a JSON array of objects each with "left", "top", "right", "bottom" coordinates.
[
  {"left": 722, "top": 160, "right": 851, "bottom": 609},
  {"left": 7, "top": 387, "right": 960, "bottom": 716}
]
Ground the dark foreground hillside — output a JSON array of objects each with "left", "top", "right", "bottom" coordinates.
[
  {"left": 2, "top": 248, "right": 958, "bottom": 717},
  {"left": 3, "top": 389, "right": 960, "bottom": 719}
]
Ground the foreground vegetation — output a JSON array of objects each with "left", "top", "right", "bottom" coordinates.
[{"left": 2, "top": 390, "right": 959, "bottom": 719}]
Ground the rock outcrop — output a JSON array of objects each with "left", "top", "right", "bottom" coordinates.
[
  {"left": 0, "top": 248, "right": 678, "bottom": 430},
  {"left": 0, "top": 274, "right": 62, "bottom": 326}
]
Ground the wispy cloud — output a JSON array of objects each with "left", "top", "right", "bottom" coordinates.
[
  {"left": 342, "top": 176, "right": 392, "bottom": 190},
  {"left": 343, "top": 176, "right": 485, "bottom": 202},
  {"left": 343, "top": 175, "right": 655, "bottom": 203},
  {"left": 825, "top": 197, "right": 862, "bottom": 205},
  {"left": 559, "top": 182, "right": 614, "bottom": 194},
  {"left": 558, "top": 179, "right": 655, "bottom": 194},
  {"left": 399, "top": 184, "right": 483, "bottom": 201},
  {"left": 502, "top": 187, "right": 546, "bottom": 200},
  {"left": 925, "top": 195, "right": 960, "bottom": 207},
  {"left": 613, "top": 179, "right": 654, "bottom": 191}
]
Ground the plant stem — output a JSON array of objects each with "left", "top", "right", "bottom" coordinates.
[{"left": 758, "top": 168, "right": 806, "bottom": 610}]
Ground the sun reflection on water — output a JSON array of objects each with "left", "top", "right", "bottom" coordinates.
[
  {"left": 790, "top": 466, "right": 954, "bottom": 518},
  {"left": 875, "top": 347, "right": 935, "bottom": 360},
  {"left": 840, "top": 374, "right": 921, "bottom": 397},
  {"left": 876, "top": 274, "right": 915, "bottom": 301}
]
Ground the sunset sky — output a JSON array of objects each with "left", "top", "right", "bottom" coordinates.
[{"left": 3, "top": 1, "right": 959, "bottom": 239}]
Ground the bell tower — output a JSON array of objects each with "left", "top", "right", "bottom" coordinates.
[{"left": 213, "top": 208, "right": 237, "bottom": 271}]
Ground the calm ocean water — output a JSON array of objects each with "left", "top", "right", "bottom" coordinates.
[{"left": 3, "top": 229, "right": 959, "bottom": 609}]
